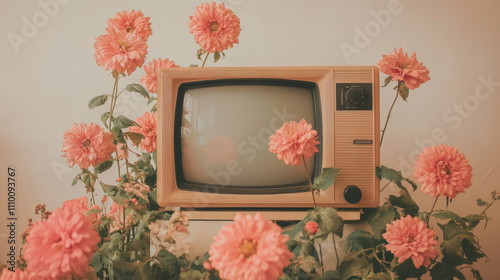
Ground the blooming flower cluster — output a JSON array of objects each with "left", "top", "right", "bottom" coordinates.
[{"left": 268, "top": 119, "right": 320, "bottom": 166}]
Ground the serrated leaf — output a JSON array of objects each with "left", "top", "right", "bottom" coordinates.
[
  {"left": 111, "top": 126, "right": 126, "bottom": 143},
  {"left": 72, "top": 174, "right": 81, "bottom": 187},
  {"left": 113, "top": 115, "right": 139, "bottom": 129},
  {"left": 398, "top": 84, "right": 409, "bottom": 101},
  {"left": 214, "top": 51, "right": 221, "bottom": 63},
  {"left": 338, "top": 255, "right": 372, "bottom": 280},
  {"left": 88, "top": 95, "right": 109, "bottom": 109},
  {"left": 126, "top": 83, "right": 150, "bottom": 99},
  {"left": 476, "top": 198, "right": 487, "bottom": 206},
  {"left": 431, "top": 210, "right": 465, "bottom": 227},
  {"left": 95, "top": 160, "right": 113, "bottom": 175},
  {"left": 382, "top": 76, "right": 392, "bottom": 87},
  {"left": 388, "top": 187, "right": 419, "bottom": 216},
  {"left": 101, "top": 112, "right": 111, "bottom": 129},
  {"left": 155, "top": 250, "right": 180, "bottom": 279},
  {"left": 312, "top": 168, "right": 341, "bottom": 191},
  {"left": 124, "top": 131, "right": 144, "bottom": 147},
  {"left": 315, "top": 207, "right": 344, "bottom": 238},
  {"left": 345, "top": 230, "right": 375, "bottom": 252},
  {"left": 376, "top": 165, "right": 416, "bottom": 191}
]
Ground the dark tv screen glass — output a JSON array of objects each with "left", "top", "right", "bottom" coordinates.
[{"left": 175, "top": 80, "right": 321, "bottom": 194}]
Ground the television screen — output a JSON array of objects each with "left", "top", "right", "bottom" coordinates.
[{"left": 174, "top": 80, "right": 322, "bottom": 194}]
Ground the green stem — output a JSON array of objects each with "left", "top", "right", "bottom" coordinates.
[
  {"left": 302, "top": 155, "right": 317, "bottom": 210},
  {"left": 91, "top": 191, "right": 96, "bottom": 205},
  {"left": 479, "top": 199, "right": 496, "bottom": 216},
  {"left": 332, "top": 234, "right": 340, "bottom": 270},
  {"left": 426, "top": 196, "right": 440, "bottom": 225},
  {"left": 380, "top": 181, "right": 391, "bottom": 193},
  {"left": 380, "top": 84, "right": 400, "bottom": 147},
  {"left": 317, "top": 240, "right": 325, "bottom": 274},
  {"left": 201, "top": 52, "right": 209, "bottom": 67}
]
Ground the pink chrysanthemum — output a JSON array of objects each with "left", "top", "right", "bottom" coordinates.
[
  {"left": 209, "top": 213, "right": 293, "bottom": 280},
  {"left": 377, "top": 48, "right": 430, "bottom": 90},
  {"left": 24, "top": 207, "right": 100, "bottom": 279},
  {"left": 128, "top": 111, "right": 157, "bottom": 153},
  {"left": 413, "top": 144, "right": 473, "bottom": 199},
  {"left": 383, "top": 216, "right": 439, "bottom": 268},
  {"left": 204, "top": 135, "right": 238, "bottom": 164},
  {"left": 188, "top": 2, "right": 241, "bottom": 53},
  {"left": 140, "top": 58, "right": 179, "bottom": 93},
  {"left": 106, "top": 10, "right": 152, "bottom": 41},
  {"left": 268, "top": 119, "right": 320, "bottom": 166},
  {"left": 62, "top": 123, "right": 115, "bottom": 170},
  {"left": 94, "top": 28, "right": 148, "bottom": 75},
  {"left": 62, "top": 197, "right": 101, "bottom": 226},
  {"left": 0, "top": 268, "right": 39, "bottom": 280}
]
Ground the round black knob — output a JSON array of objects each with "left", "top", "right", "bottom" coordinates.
[
  {"left": 345, "top": 87, "right": 364, "bottom": 108},
  {"left": 344, "top": 185, "right": 362, "bottom": 204}
]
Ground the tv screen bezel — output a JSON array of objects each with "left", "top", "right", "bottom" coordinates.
[{"left": 173, "top": 79, "right": 323, "bottom": 195}]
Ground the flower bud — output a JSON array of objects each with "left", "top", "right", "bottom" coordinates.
[{"left": 304, "top": 221, "right": 318, "bottom": 235}]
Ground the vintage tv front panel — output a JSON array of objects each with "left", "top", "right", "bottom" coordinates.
[{"left": 157, "top": 66, "right": 380, "bottom": 218}]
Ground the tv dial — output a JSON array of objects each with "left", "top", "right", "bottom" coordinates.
[
  {"left": 343, "top": 185, "right": 362, "bottom": 204},
  {"left": 344, "top": 87, "right": 365, "bottom": 108}
]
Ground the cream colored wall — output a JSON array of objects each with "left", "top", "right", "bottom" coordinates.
[{"left": 1, "top": 0, "right": 499, "bottom": 278}]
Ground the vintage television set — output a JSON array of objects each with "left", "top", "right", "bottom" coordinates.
[{"left": 157, "top": 66, "right": 380, "bottom": 220}]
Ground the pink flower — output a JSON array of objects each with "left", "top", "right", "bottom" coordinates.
[
  {"left": 413, "top": 144, "right": 473, "bottom": 199},
  {"left": 62, "top": 197, "right": 101, "bottom": 225},
  {"left": 268, "top": 119, "right": 320, "bottom": 166},
  {"left": 106, "top": 204, "right": 134, "bottom": 233},
  {"left": 304, "top": 221, "right": 318, "bottom": 235},
  {"left": 94, "top": 28, "right": 148, "bottom": 75},
  {"left": 209, "top": 213, "right": 293, "bottom": 280},
  {"left": 106, "top": 10, "right": 152, "bottom": 41},
  {"left": 128, "top": 111, "right": 157, "bottom": 153},
  {"left": 24, "top": 206, "right": 100, "bottom": 279},
  {"left": 62, "top": 123, "right": 115, "bottom": 170},
  {"left": 383, "top": 216, "right": 439, "bottom": 268},
  {"left": 0, "top": 269, "right": 39, "bottom": 280},
  {"left": 203, "top": 261, "right": 212, "bottom": 270},
  {"left": 188, "top": 2, "right": 241, "bottom": 53},
  {"left": 140, "top": 58, "right": 179, "bottom": 93},
  {"left": 204, "top": 135, "right": 238, "bottom": 164},
  {"left": 377, "top": 48, "right": 430, "bottom": 90}
]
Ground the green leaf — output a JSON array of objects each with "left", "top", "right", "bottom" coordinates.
[
  {"left": 113, "top": 115, "right": 139, "bottom": 129},
  {"left": 101, "top": 112, "right": 111, "bottom": 129},
  {"left": 316, "top": 207, "right": 344, "bottom": 238},
  {"left": 430, "top": 262, "right": 456, "bottom": 280},
  {"left": 431, "top": 210, "right": 465, "bottom": 227},
  {"left": 338, "top": 256, "right": 372, "bottom": 280},
  {"left": 111, "top": 126, "right": 126, "bottom": 143},
  {"left": 376, "top": 165, "right": 417, "bottom": 191},
  {"left": 101, "top": 182, "right": 130, "bottom": 204},
  {"left": 88, "top": 95, "right": 109, "bottom": 109},
  {"left": 387, "top": 187, "right": 419, "bottom": 216},
  {"left": 398, "top": 83, "right": 410, "bottom": 101},
  {"left": 189, "top": 64, "right": 198, "bottom": 67},
  {"left": 155, "top": 250, "right": 180, "bottom": 280},
  {"left": 382, "top": 76, "right": 392, "bottom": 87},
  {"left": 180, "top": 270, "right": 204, "bottom": 280},
  {"left": 124, "top": 131, "right": 144, "bottom": 147},
  {"left": 366, "top": 271, "right": 394, "bottom": 280},
  {"left": 86, "top": 208, "right": 101, "bottom": 216},
  {"left": 463, "top": 214, "right": 489, "bottom": 230},
  {"left": 312, "top": 168, "right": 341, "bottom": 191},
  {"left": 367, "top": 203, "right": 397, "bottom": 240},
  {"left": 214, "top": 51, "right": 221, "bottom": 63},
  {"left": 126, "top": 83, "right": 150, "bottom": 99},
  {"left": 476, "top": 198, "right": 487, "bottom": 206},
  {"left": 95, "top": 160, "right": 113, "bottom": 175},
  {"left": 313, "top": 270, "right": 339, "bottom": 280},
  {"left": 286, "top": 213, "right": 314, "bottom": 239},
  {"left": 151, "top": 103, "right": 157, "bottom": 112},
  {"left": 345, "top": 230, "right": 375, "bottom": 252},
  {"left": 71, "top": 173, "right": 81, "bottom": 187}
]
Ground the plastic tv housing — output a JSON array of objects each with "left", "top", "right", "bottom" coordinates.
[{"left": 157, "top": 66, "right": 380, "bottom": 220}]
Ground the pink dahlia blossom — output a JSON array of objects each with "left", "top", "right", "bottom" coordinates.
[
  {"left": 268, "top": 119, "right": 320, "bottom": 166},
  {"left": 0, "top": 269, "right": 39, "bottom": 280},
  {"left": 377, "top": 48, "right": 430, "bottom": 90},
  {"left": 128, "top": 111, "right": 157, "bottom": 153},
  {"left": 413, "top": 144, "right": 473, "bottom": 199},
  {"left": 62, "top": 123, "right": 115, "bottom": 170},
  {"left": 209, "top": 213, "right": 293, "bottom": 280},
  {"left": 204, "top": 135, "right": 238, "bottom": 164},
  {"left": 62, "top": 197, "right": 101, "bottom": 226},
  {"left": 24, "top": 206, "right": 100, "bottom": 279},
  {"left": 94, "top": 28, "right": 148, "bottom": 75},
  {"left": 106, "top": 10, "right": 152, "bottom": 41},
  {"left": 188, "top": 2, "right": 241, "bottom": 53},
  {"left": 383, "top": 216, "right": 439, "bottom": 268},
  {"left": 140, "top": 58, "right": 179, "bottom": 93}
]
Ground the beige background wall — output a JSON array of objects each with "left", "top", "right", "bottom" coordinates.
[{"left": 1, "top": 0, "right": 499, "bottom": 278}]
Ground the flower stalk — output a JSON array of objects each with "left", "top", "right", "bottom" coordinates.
[{"left": 380, "top": 84, "right": 399, "bottom": 147}]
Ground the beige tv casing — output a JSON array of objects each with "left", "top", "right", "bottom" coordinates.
[{"left": 157, "top": 67, "right": 380, "bottom": 220}]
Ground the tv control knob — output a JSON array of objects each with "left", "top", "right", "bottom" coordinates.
[
  {"left": 345, "top": 87, "right": 364, "bottom": 108},
  {"left": 344, "top": 185, "right": 362, "bottom": 204}
]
